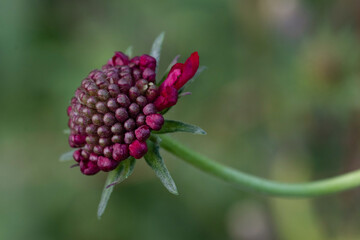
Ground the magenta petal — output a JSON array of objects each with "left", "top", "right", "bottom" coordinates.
[
  {"left": 154, "top": 86, "right": 178, "bottom": 111},
  {"left": 173, "top": 52, "right": 199, "bottom": 90},
  {"left": 161, "top": 68, "right": 182, "bottom": 90}
]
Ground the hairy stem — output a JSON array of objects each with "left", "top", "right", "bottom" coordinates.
[{"left": 157, "top": 135, "right": 360, "bottom": 197}]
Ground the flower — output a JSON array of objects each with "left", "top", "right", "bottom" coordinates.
[
  {"left": 154, "top": 52, "right": 199, "bottom": 111},
  {"left": 66, "top": 50, "right": 199, "bottom": 176},
  {"left": 67, "top": 51, "right": 164, "bottom": 175}
]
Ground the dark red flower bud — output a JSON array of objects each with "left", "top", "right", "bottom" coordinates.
[
  {"left": 89, "top": 153, "right": 98, "bottom": 162},
  {"left": 106, "top": 98, "right": 119, "bottom": 112},
  {"left": 136, "top": 96, "right": 147, "bottom": 107},
  {"left": 93, "top": 145, "right": 104, "bottom": 155},
  {"left": 115, "top": 108, "right": 129, "bottom": 122},
  {"left": 111, "top": 122, "right": 123, "bottom": 134},
  {"left": 135, "top": 125, "right": 150, "bottom": 142},
  {"left": 69, "top": 134, "right": 86, "bottom": 148},
  {"left": 128, "top": 86, "right": 140, "bottom": 101},
  {"left": 129, "top": 140, "right": 148, "bottom": 159},
  {"left": 108, "top": 51, "right": 130, "bottom": 66},
  {"left": 142, "top": 68, "right": 156, "bottom": 82},
  {"left": 146, "top": 114, "right": 164, "bottom": 131},
  {"left": 143, "top": 103, "right": 157, "bottom": 115},
  {"left": 128, "top": 103, "right": 140, "bottom": 117},
  {"left": 103, "top": 146, "right": 113, "bottom": 158},
  {"left": 140, "top": 55, "right": 156, "bottom": 70},
  {"left": 117, "top": 78, "right": 132, "bottom": 92},
  {"left": 136, "top": 114, "right": 146, "bottom": 126},
  {"left": 124, "top": 118, "right": 136, "bottom": 131},
  {"left": 108, "top": 84, "right": 120, "bottom": 97},
  {"left": 116, "top": 94, "right": 131, "bottom": 108},
  {"left": 80, "top": 160, "right": 100, "bottom": 175},
  {"left": 97, "top": 156, "right": 119, "bottom": 172},
  {"left": 130, "top": 56, "right": 140, "bottom": 65},
  {"left": 112, "top": 143, "right": 129, "bottom": 162},
  {"left": 132, "top": 68, "right": 141, "bottom": 80},
  {"left": 103, "top": 113, "right": 116, "bottom": 126},
  {"left": 146, "top": 84, "right": 159, "bottom": 102},
  {"left": 73, "top": 149, "right": 83, "bottom": 162},
  {"left": 135, "top": 79, "right": 149, "bottom": 94},
  {"left": 124, "top": 131, "right": 135, "bottom": 144}
]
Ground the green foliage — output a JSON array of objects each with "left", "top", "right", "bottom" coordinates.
[
  {"left": 59, "top": 149, "right": 76, "bottom": 162},
  {"left": 144, "top": 140, "right": 178, "bottom": 195},
  {"left": 154, "top": 120, "right": 206, "bottom": 135},
  {"left": 97, "top": 158, "right": 136, "bottom": 219},
  {"left": 150, "top": 32, "right": 165, "bottom": 73}
]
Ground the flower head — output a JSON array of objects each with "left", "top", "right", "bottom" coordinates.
[
  {"left": 67, "top": 51, "right": 165, "bottom": 175},
  {"left": 67, "top": 49, "right": 199, "bottom": 176}
]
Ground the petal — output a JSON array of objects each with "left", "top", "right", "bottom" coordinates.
[
  {"left": 173, "top": 52, "right": 199, "bottom": 90},
  {"left": 154, "top": 86, "right": 178, "bottom": 111},
  {"left": 161, "top": 68, "right": 182, "bottom": 90}
]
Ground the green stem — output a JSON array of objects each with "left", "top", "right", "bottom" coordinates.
[{"left": 157, "top": 135, "right": 360, "bottom": 197}]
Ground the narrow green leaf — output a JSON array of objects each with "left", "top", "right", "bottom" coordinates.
[
  {"left": 59, "top": 149, "right": 76, "bottom": 162},
  {"left": 125, "top": 46, "right": 133, "bottom": 57},
  {"left": 97, "top": 157, "right": 136, "bottom": 219},
  {"left": 153, "top": 120, "right": 206, "bottom": 135},
  {"left": 150, "top": 32, "right": 165, "bottom": 72},
  {"left": 106, "top": 157, "right": 136, "bottom": 188},
  {"left": 144, "top": 141, "right": 178, "bottom": 195}
]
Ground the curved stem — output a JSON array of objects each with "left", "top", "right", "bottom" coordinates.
[{"left": 157, "top": 135, "right": 360, "bottom": 197}]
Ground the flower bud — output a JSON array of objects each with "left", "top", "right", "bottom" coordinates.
[
  {"left": 146, "top": 114, "right": 164, "bottom": 130},
  {"left": 97, "top": 156, "right": 119, "bottom": 172},
  {"left": 116, "top": 94, "right": 131, "bottom": 108},
  {"left": 135, "top": 125, "right": 150, "bottom": 142},
  {"left": 143, "top": 103, "right": 157, "bottom": 115},
  {"left": 124, "top": 131, "right": 135, "bottom": 144},
  {"left": 112, "top": 143, "right": 129, "bottom": 162},
  {"left": 115, "top": 108, "right": 129, "bottom": 122},
  {"left": 80, "top": 161, "right": 100, "bottom": 175},
  {"left": 142, "top": 68, "right": 156, "bottom": 82},
  {"left": 129, "top": 140, "right": 148, "bottom": 159}
]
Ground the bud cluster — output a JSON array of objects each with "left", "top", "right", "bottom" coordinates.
[{"left": 67, "top": 53, "right": 164, "bottom": 175}]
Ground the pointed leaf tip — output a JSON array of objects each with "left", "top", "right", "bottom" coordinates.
[
  {"left": 150, "top": 32, "right": 165, "bottom": 72},
  {"left": 153, "top": 120, "right": 206, "bottom": 135},
  {"left": 59, "top": 149, "right": 76, "bottom": 162},
  {"left": 145, "top": 141, "right": 178, "bottom": 195},
  {"left": 125, "top": 46, "right": 133, "bottom": 57},
  {"left": 97, "top": 158, "right": 136, "bottom": 219}
]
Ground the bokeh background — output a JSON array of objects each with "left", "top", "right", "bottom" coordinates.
[{"left": 1, "top": 0, "right": 360, "bottom": 239}]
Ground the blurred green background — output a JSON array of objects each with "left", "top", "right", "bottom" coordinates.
[{"left": 1, "top": 0, "right": 360, "bottom": 239}]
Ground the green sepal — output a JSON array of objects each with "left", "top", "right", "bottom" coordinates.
[
  {"left": 59, "top": 149, "right": 76, "bottom": 162},
  {"left": 150, "top": 32, "right": 165, "bottom": 73},
  {"left": 153, "top": 120, "right": 206, "bottom": 135},
  {"left": 144, "top": 140, "right": 178, "bottom": 195},
  {"left": 125, "top": 46, "right": 133, "bottom": 57},
  {"left": 97, "top": 157, "right": 136, "bottom": 219},
  {"left": 63, "top": 129, "right": 70, "bottom": 135}
]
